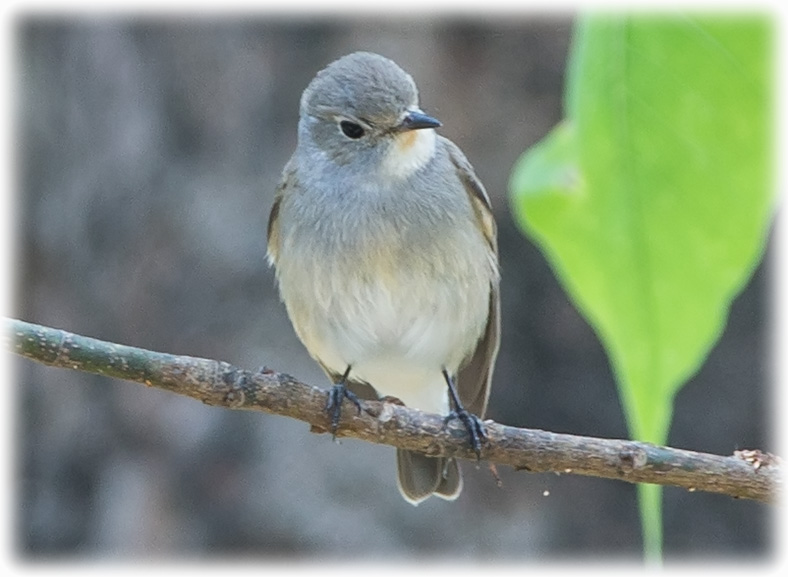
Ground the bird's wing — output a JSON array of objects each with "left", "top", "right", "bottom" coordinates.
[
  {"left": 442, "top": 137, "right": 500, "bottom": 418},
  {"left": 266, "top": 158, "right": 297, "bottom": 267}
]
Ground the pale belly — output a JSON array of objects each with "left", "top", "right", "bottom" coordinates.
[{"left": 279, "top": 260, "right": 490, "bottom": 415}]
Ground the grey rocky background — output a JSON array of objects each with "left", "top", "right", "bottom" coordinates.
[{"left": 14, "top": 16, "right": 772, "bottom": 558}]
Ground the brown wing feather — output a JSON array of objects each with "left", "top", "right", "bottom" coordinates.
[
  {"left": 442, "top": 137, "right": 500, "bottom": 418},
  {"left": 441, "top": 137, "right": 497, "bottom": 252},
  {"left": 266, "top": 158, "right": 297, "bottom": 266},
  {"left": 457, "top": 286, "right": 500, "bottom": 417}
]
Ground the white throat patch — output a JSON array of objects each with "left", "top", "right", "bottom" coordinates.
[{"left": 380, "top": 128, "right": 436, "bottom": 180}]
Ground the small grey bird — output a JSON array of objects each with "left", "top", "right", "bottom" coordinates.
[{"left": 266, "top": 51, "right": 500, "bottom": 505}]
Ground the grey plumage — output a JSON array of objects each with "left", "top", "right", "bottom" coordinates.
[{"left": 267, "top": 51, "right": 500, "bottom": 505}]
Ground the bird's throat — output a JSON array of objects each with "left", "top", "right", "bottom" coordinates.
[{"left": 380, "top": 129, "right": 436, "bottom": 180}]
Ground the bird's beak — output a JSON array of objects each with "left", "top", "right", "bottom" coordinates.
[{"left": 399, "top": 110, "right": 442, "bottom": 131}]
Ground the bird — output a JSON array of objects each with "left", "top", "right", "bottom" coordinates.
[{"left": 266, "top": 51, "right": 500, "bottom": 505}]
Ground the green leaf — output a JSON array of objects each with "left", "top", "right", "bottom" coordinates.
[
  {"left": 509, "top": 15, "right": 774, "bottom": 559},
  {"left": 510, "top": 14, "right": 774, "bottom": 444}
]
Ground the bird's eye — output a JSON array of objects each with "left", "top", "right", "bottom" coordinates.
[{"left": 339, "top": 120, "right": 365, "bottom": 139}]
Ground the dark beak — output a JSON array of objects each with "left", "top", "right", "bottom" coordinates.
[{"left": 400, "top": 110, "right": 442, "bottom": 131}]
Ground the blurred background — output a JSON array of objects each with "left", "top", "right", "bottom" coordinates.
[{"left": 12, "top": 14, "right": 772, "bottom": 559}]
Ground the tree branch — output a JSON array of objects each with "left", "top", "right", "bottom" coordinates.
[{"left": 5, "top": 317, "right": 781, "bottom": 503}]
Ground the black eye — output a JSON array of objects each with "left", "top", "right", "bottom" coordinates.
[{"left": 340, "top": 120, "right": 365, "bottom": 139}]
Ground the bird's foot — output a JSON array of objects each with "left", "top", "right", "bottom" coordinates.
[
  {"left": 443, "top": 408, "right": 487, "bottom": 459},
  {"left": 325, "top": 381, "right": 362, "bottom": 439}
]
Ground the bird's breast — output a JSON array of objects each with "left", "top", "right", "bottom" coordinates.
[{"left": 276, "top": 197, "right": 493, "bottom": 388}]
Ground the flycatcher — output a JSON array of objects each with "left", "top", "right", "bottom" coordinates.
[{"left": 267, "top": 51, "right": 500, "bottom": 505}]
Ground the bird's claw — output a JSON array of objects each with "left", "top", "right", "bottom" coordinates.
[
  {"left": 325, "top": 382, "right": 362, "bottom": 439},
  {"left": 444, "top": 409, "right": 487, "bottom": 459}
]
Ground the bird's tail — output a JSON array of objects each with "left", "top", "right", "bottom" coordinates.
[{"left": 396, "top": 449, "right": 462, "bottom": 505}]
